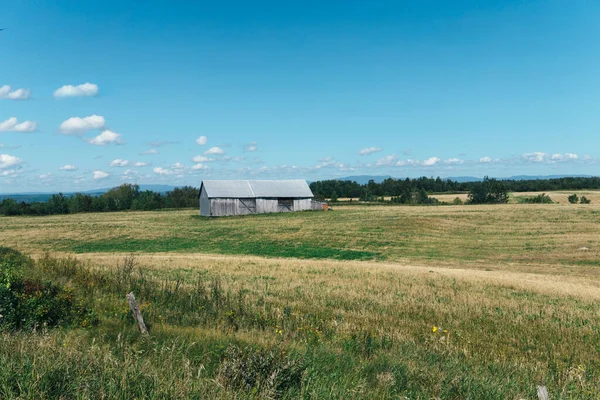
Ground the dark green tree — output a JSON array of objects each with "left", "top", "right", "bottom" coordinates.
[{"left": 568, "top": 194, "right": 579, "bottom": 204}]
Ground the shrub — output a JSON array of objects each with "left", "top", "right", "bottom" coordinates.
[
  {"left": 453, "top": 197, "right": 463, "bottom": 205},
  {"left": 568, "top": 194, "right": 579, "bottom": 204},
  {"left": 0, "top": 247, "right": 96, "bottom": 332},
  {"left": 580, "top": 196, "right": 591, "bottom": 204},
  {"left": 218, "top": 344, "right": 305, "bottom": 397},
  {"left": 519, "top": 193, "right": 554, "bottom": 204}
]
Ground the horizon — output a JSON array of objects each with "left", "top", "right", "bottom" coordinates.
[
  {"left": 2, "top": 1, "right": 600, "bottom": 192},
  {"left": 2, "top": 173, "right": 599, "bottom": 195}
]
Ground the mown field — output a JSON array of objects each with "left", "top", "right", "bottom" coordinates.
[
  {"left": 2, "top": 201, "right": 600, "bottom": 398},
  {"left": 336, "top": 189, "right": 600, "bottom": 205}
]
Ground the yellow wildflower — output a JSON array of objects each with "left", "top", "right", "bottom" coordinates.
[{"left": 432, "top": 326, "right": 438, "bottom": 333}]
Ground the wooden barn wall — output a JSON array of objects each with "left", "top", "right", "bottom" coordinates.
[
  {"left": 199, "top": 186, "right": 211, "bottom": 216},
  {"left": 210, "top": 198, "right": 240, "bottom": 216},
  {"left": 293, "top": 198, "right": 312, "bottom": 211},
  {"left": 256, "top": 198, "right": 279, "bottom": 214},
  {"left": 202, "top": 197, "right": 316, "bottom": 216}
]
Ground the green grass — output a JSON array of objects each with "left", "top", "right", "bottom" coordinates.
[
  {"left": 3, "top": 251, "right": 600, "bottom": 398},
  {"left": 53, "top": 236, "right": 382, "bottom": 260},
  {"left": 3, "top": 205, "right": 599, "bottom": 273},
  {"left": 3, "top": 205, "right": 600, "bottom": 397}
]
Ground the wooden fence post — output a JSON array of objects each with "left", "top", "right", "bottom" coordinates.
[
  {"left": 126, "top": 292, "right": 148, "bottom": 335},
  {"left": 537, "top": 385, "right": 549, "bottom": 400}
]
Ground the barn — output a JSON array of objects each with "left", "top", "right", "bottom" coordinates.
[{"left": 198, "top": 180, "right": 315, "bottom": 216}]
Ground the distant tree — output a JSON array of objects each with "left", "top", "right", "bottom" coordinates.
[
  {"left": 132, "top": 191, "right": 164, "bottom": 210},
  {"left": 47, "top": 193, "right": 69, "bottom": 214},
  {"left": 453, "top": 197, "right": 463, "bottom": 205},
  {"left": 102, "top": 184, "right": 140, "bottom": 211},
  {"left": 568, "top": 194, "right": 579, "bottom": 204},
  {"left": 580, "top": 196, "right": 591, "bottom": 204},
  {"left": 359, "top": 187, "right": 375, "bottom": 202},
  {"left": 467, "top": 177, "right": 509, "bottom": 204},
  {"left": 91, "top": 196, "right": 106, "bottom": 213},
  {"left": 69, "top": 193, "right": 93, "bottom": 214},
  {"left": 165, "top": 186, "right": 198, "bottom": 208},
  {"left": 330, "top": 190, "right": 339, "bottom": 202},
  {"left": 0, "top": 198, "right": 23, "bottom": 216}
]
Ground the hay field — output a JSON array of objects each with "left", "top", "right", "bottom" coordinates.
[
  {"left": 3, "top": 203, "right": 600, "bottom": 276},
  {"left": 2, "top": 204, "right": 600, "bottom": 398},
  {"left": 337, "top": 190, "right": 600, "bottom": 204}
]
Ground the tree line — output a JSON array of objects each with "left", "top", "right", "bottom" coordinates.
[
  {"left": 309, "top": 176, "right": 600, "bottom": 202},
  {"left": 2, "top": 175, "right": 597, "bottom": 216},
  {"left": 0, "top": 184, "right": 199, "bottom": 216}
]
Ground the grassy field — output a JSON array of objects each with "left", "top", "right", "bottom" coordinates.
[
  {"left": 2, "top": 202, "right": 600, "bottom": 398},
  {"left": 337, "top": 189, "right": 600, "bottom": 205}
]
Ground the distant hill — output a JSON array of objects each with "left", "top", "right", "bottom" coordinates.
[{"left": 0, "top": 184, "right": 177, "bottom": 203}]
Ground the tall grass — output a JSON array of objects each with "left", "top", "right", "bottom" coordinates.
[{"left": 2, "top": 249, "right": 600, "bottom": 398}]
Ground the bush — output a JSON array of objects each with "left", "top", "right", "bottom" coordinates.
[
  {"left": 218, "top": 344, "right": 305, "bottom": 397},
  {"left": 519, "top": 193, "right": 554, "bottom": 204},
  {"left": 0, "top": 247, "right": 96, "bottom": 332},
  {"left": 568, "top": 194, "right": 579, "bottom": 204},
  {"left": 580, "top": 196, "right": 591, "bottom": 204},
  {"left": 453, "top": 197, "right": 463, "bottom": 205}
]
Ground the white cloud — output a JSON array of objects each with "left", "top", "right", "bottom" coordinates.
[
  {"left": 551, "top": 153, "right": 579, "bottom": 162},
  {"left": 358, "top": 146, "right": 382, "bottom": 156},
  {"left": 0, "top": 85, "right": 31, "bottom": 100},
  {"left": 39, "top": 173, "right": 52, "bottom": 180},
  {"left": 59, "top": 115, "right": 105, "bottom": 135},
  {"left": 422, "top": 157, "right": 440, "bottom": 166},
  {"left": 109, "top": 159, "right": 129, "bottom": 167},
  {"left": 54, "top": 83, "right": 99, "bottom": 98},
  {"left": 133, "top": 161, "right": 148, "bottom": 167},
  {"left": 0, "top": 168, "right": 22, "bottom": 177},
  {"left": 245, "top": 142, "right": 257, "bottom": 152},
  {"left": 445, "top": 158, "right": 463, "bottom": 165},
  {"left": 522, "top": 152, "right": 547, "bottom": 163},
  {"left": 172, "top": 162, "right": 185, "bottom": 170},
  {"left": 87, "top": 130, "right": 123, "bottom": 146},
  {"left": 141, "top": 149, "right": 159, "bottom": 155},
  {"left": 196, "top": 136, "right": 208, "bottom": 145},
  {"left": 93, "top": 170, "right": 109, "bottom": 180},
  {"left": 204, "top": 146, "right": 225, "bottom": 155},
  {"left": 479, "top": 156, "right": 492, "bottom": 163},
  {"left": 395, "top": 159, "right": 418, "bottom": 166},
  {"left": 59, "top": 165, "right": 78, "bottom": 171},
  {"left": 192, "top": 155, "right": 214, "bottom": 163},
  {"left": 375, "top": 154, "right": 397, "bottom": 166},
  {"left": 0, "top": 117, "right": 37, "bottom": 133},
  {"left": 153, "top": 167, "right": 170, "bottom": 175},
  {"left": 191, "top": 163, "right": 208, "bottom": 170},
  {"left": 314, "top": 158, "right": 347, "bottom": 170},
  {"left": 0, "top": 154, "right": 23, "bottom": 170}
]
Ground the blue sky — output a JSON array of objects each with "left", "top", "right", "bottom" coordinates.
[{"left": 1, "top": 0, "right": 599, "bottom": 192}]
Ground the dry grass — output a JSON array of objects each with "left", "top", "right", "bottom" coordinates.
[
  {"left": 430, "top": 190, "right": 600, "bottom": 204},
  {"left": 3, "top": 203, "right": 600, "bottom": 277},
  {"left": 3, "top": 203, "right": 600, "bottom": 397}
]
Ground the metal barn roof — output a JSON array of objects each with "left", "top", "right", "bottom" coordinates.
[{"left": 201, "top": 180, "right": 313, "bottom": 198}]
